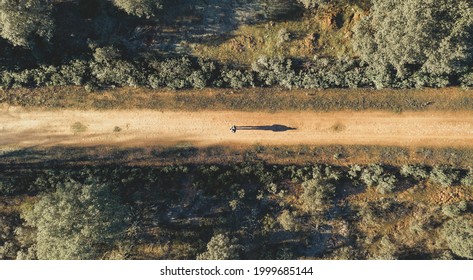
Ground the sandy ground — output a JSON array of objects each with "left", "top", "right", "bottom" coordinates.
[{"left": 1, "top": 107, "right": 473, "bottom": 148}]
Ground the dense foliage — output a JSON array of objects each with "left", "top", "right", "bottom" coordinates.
[
  {"left": 353, "top": 0, "right": 473, "bottom": 88},
  {"left": 0, "top": 162, "right": 472, "bottom": 260},
  {"left": 0, "top": 0, "right": 54, "bottom": 48},
  {"left": 22, "top": 181, "right": 129, "bottom": 260},
  {"left": 0, "top": 0, "right": 471, "bottom": 90}
]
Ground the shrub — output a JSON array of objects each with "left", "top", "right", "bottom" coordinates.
[
  {"left": 442, "top": 217, "right": 473, "bottom": 259},
  {"left": 197, "top": 234, "right": 240, "bottom": 260},
  {"left": 353, "top": 0, "right": 473, "bottom": 88},
  {"left": 442, "top": 201, "right": 468, "bottom": 218},
  {"left": 252, "top": 56, "right": 299, "bottom": 89},
  {"left": 429, "top": 165, "right": 460, "bottom": 187},
  {"left": 221, "top": 69, "right": 255, "bottom": 89},
  {"left": 60, "top": 60, "right": 89, "bottom": 86},
  {"left": 400, "top": 164, "right": 429, "bottom": 181},
  {"left": 277, "top": 28, "right": 291, "bottom": 45},
  {"left": 296, "top": 0, "right": 332, "bottom": 9},
  {"left": 460, "top": 72, "right": 473, "bottom": 88},
  {"left": 277, "top": 210, "right": 300, "bottom": 231},
  {"left": 112, "top": 0, "right": 163, "bottom": 18},
  {"left": 461, "top": 168, "right": 473, "bottom": 187},
  {"left": 0, "top": 0, "right": 54, "bottom": 48},
  {"left": 300, "top": 178, "right": 336, "bottom": 214},
  {"left": 376, "top": 175, "right": 397, "bottom": 194},
  {"left": 348, "top": 164, "right": 362, "bottom": 179},
  {"left": 148, "top": 57, "right": 215, "bottom": 90},
  {"left": 22, "top": 180, "right": 129, "bottom": 260},
  {"left": 359, "top": 164, "right": 384, "bottom": 187},
  {"left": 90, "top": 46, "right": 141, "bottom": 87}
]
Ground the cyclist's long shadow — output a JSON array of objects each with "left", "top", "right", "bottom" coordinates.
[{"left": 236, "top": 124, "right": 296, "bottom": 132}]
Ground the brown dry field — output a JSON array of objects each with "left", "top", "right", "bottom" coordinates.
[{"left": 1, "top": 106, "right": 473, "bottom": 149}]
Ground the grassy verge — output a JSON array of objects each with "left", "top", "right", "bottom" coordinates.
[
  {"left": 192, "top": 5, "right": 362, "bottom": 65},
  {"left": 1, "top": 86, "right": 472, "bottom": 112},
  {"left": 2, "top": 144, "right": 473, "bottom": 168}
]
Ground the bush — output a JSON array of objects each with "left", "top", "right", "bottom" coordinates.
[
  {"left": 23, "top": 180, "right": 129, "bottom": 260},
  {"left": 90, "top": 46, "right": 142, "bottom": 87},
  {"left": 429, "top": 165, "right": 460, "bottom": 187},
  {"left": 460, "top": 72, "right": 473, "bottom": 88},
  {"left": 300, "top": 178, "right": 336, "bottom": 214},
  {"left": 252, "top": 56, "right": 299, "bottom": 89},
  {"left": 359, "top": 164, "right": 384, "bottom": 187},
  {"left": 277, "top": 28, "right": 291, "bottom": 45},
  {"left": 0, "top": 0, "right": 54, "bottom": 48},
  {"left": 353, "top": 0, "right": 473, "bottom": 88},
  {"left": 148, "top": 57, "right": 215, "bottom": 90},
  {"left": 400, "top": 164, "right": 429, "bottom": 181},
  {"left": 197, "top": 233, "right": 240, "bottom": 260},
  {"left": 300, "top": 57, "right": 371, "bottom": 89},
  {"left": 297, "top": 0, "right": 332, "bottom": 9},
  {"left": 277, "top": 210, "right": 300, "bottom": 231},
  {"left": 376, "top": 174, "right": 397, "bottom": 194},
  {"left": 112, "top": 0, "right": 163, "bottom": 18},
  {"left": 442, "top": 217, "right": 473, "bottom": 259},
  {"left": 221, "top": 69, "right": 255, "bottom": 89},
  {"left": 442, "top": 201, "right": 468, "bottom": 218},
  {"left": 461, "top": 168, "right": 473, "bottom": 187}
]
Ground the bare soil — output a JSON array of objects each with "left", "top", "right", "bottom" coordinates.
[{"left": 1, "top": 107, "right": 473, "bottom": 149}]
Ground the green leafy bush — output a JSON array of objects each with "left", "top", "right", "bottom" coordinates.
[
  {"left": 442, "top": 201, "right": 468, "bottom": 218},
  {"left": 353, "top": 0, "right": 473, "bottom": 88},
  {"left": 197, "top": 233, "right": 240, "bottom": 260},
  {"left": 442, "top": 217, "right": 473, "bottom": 259},
  {"left": 429, "top": 165, "right": 460, "bottom": 187},
  {"left": 23, "top": 180, "right": 129, "bottom": 260},
  {"left": 252, "top": 56, "right": 299, "bottom": 89},
  {"left": 400, "top": 164, "right": 429, "bottom": 181},
  {"left": 112, "top": 0, "right": 163, "bottom": 18}
]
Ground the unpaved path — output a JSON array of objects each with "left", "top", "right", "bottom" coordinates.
[{"left": 1, "top": 107, "right": 473, "bottom": 148}]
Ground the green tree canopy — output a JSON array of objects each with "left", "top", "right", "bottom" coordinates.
[
  {"left": 112, "top": 0, "right": 163, "bottom": 18},
  {"left": 197, "top": 233, "right": 240, "bottom": 260},
  {"left": 23, "top": 180, "right": 129, "bottom": 260},
  {"left": 0, "top": 0, "right": 54, "bottom": 48},
  {"left": 353, "top": 0, "right": 473, "bottom": 87},
  {"left": 442, "top": 217, "right": 473, "bottom": 259}
]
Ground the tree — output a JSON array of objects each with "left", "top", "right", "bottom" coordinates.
[
  {"left": 353, "top": 0, "right": 473, "bottom": 87},
  {"left": 442, "top": 217, "right": 473, "bottom": 259},
  {"left": 112, "top": 0, "right": 163, "bottom": 18},
  {"left": 23, "top": 180, "right": 129, "bottom": 260},
  {"left": 297, "top": 0, "right": 333, "bottom": 9},
  {"left": 0, "top": 0, "right": 54, "bottom": 48},
  {"left": 197, "top": 233, "right": 240, "bottom": 260},
  {"left": 300, "top": 178, "right": 335, "bottom": 214}
]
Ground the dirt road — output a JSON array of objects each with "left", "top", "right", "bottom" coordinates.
[{"left": 1, "top": 107, "right": 473, "bottom": 148}]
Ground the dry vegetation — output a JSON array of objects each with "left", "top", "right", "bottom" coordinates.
[{"left": 1, "top": 86, "right": 473, "bottom": 112}]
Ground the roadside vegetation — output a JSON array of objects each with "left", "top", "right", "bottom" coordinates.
[
  {"left": 1, "top": 86, "right": 472, "bottom": 112},
  {"left": 1, "top": 0, "right": 472, "bottom": 261},
  {"left": 1, "top": 160, "right": 472, "bottom": 260},
  {"left": 0, "top": 0, "right": 472, "bottom": 92}
]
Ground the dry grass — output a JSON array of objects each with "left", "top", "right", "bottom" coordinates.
[
  {"left": 2, "top": 86, "right": 473, "bottom": 112},
  {"left": 192, "top": 5, "right": 362, "bottom": 65},
  {"left": 3, "top": 144, "right": 473, "bottom": 169}
]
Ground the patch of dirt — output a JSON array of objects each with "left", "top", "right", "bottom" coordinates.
[{"left": 1, "top": 108, "right": 473, "bottom": 149}]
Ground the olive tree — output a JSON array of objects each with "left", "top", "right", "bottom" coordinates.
[
  {"left": 353, "top": 0, "right": 473, "bottom": 87},
  {"left": 442, "top": 217, "right": 473, "bottom": 259},
  {"left": 23, "top": 180, "right": 129, "bottom": 260},
  {"left": 112, "top": 0, "right": 163, "bottom": 18},
  {"left": 0, "top": 0, "right": 54, "bottom": 48},
  {"left": 197, "top": 233, "right": 240, "bottom": 260}
]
